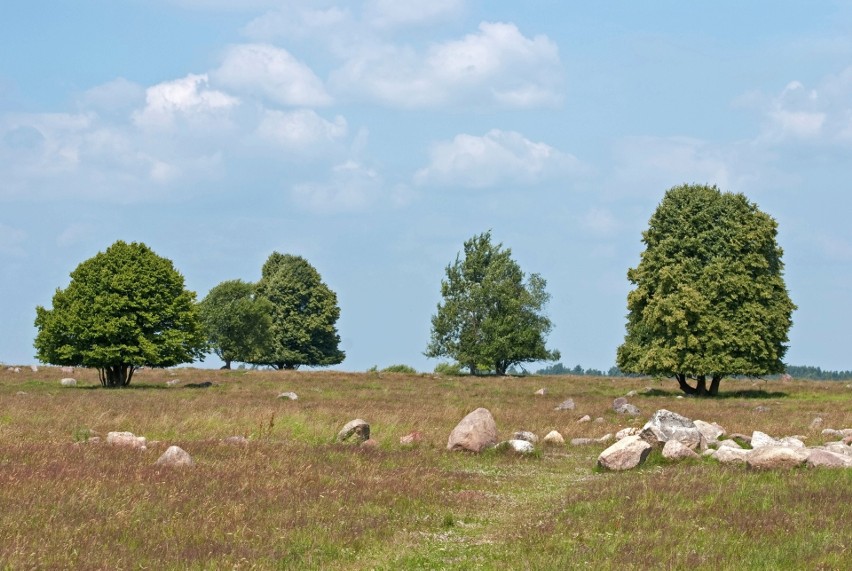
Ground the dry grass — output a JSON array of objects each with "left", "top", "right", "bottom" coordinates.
[{"left": 1, "top": 367, "right": 851, "bottom": 569}]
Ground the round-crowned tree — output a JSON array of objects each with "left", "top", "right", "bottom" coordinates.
[
  {"left": 199, "top": 279, "right": 273, "bottom": 369},
  {"left": 34, "top": 241, "right": 207, "bottom": 387},
  {"left": 425, "top": 231, "right": 560, "bottom": 376},
  {"left": 616, "top": 184, "right": 796, "bottom": 396},
  {"left": 252, "top": 253, "right": 345, "bottom": 370}
]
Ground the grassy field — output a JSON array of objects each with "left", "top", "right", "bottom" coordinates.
[{"left": 1, "top": 367, "right": 851, "bottom": 570}]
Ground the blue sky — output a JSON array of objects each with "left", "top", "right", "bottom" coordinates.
[{"left": 2, "top": 1, "right": 851, "bottom": 372}]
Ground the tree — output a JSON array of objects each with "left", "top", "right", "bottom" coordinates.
[
  {"left": 616, "top": 184, "right": 796, "bottom": 396},
  {"left": 34, "top": 241, "right": 207, "bottom": 387},
  {"left": 253, "top": 253, "right": 345, "bottom": 370},
  {"left": 425, "top": 231, "right": 560, "bottom": 375},
  {"left": 198, "top": 280, "right": 273, "bottom": 369}
]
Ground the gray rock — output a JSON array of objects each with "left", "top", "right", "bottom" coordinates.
[
  {"left": 597, "top": 435, "right": 652, "bottom": 471},
  {"left": 822, "top": 428, "right": 852, "bottom": 439},
  {"left": 512, "top": 430, "right": 538, "bottom": 444},
  {"left": 155, "top": 445, "right": 194, "bottom": 467},
  {"left": 753, "top": 405, "right": 771, "bottom": 413},
  {"left": 554, "top": 398, "right": 576, "bottom": 411},
  {"left": 616, "top": 427, "right": 640, "bottom": 440},
  {"left": 823, "top": 442, "right": 852, "bottom": 457},
  {"left": 779, "top": 436, "right": 806, "bottom": 449},
  {"left": 593, "top": 417, "right": 605, "bottom": 424},
  {"left": 694, "top": 420, "right": 726, "bottom": 443},
  {"left": 447, "top": 408, "right": 498, "bottom": 453},
  {"left": 277, "top": 391, "right": 299, "bottom": 400},
  {"left": 337, "top": 419, "right": 371, "bottom": 443},
  {"left": 640, "top": 409, "right": 703, "bottom": 450},
  {"left": 751, "top": 431, "right": 782, "bottom": 449},
  {"left": 497, "top": 439, "right": 535, "bottom": 454},
  {"left": 806, "top": 449, "right": 852, "bottom": 468},
  {"left": 714, "top": 446, "right": 751, "bottom": 464},
  {"left": 612, "top": 397, "right": 628, "bottom": 411},
  {"left": 662, "top": 439, "right": 700, "bottom": 461},
  {"left": 577, "top": 415, "right": 591, "bottom": 423},
  {"left": 542, "top": 430, "right": 564, "bottom": 445},
  {"left": 615, "top": 403, "right": 641, "bottom": 416},
  {"left": 746, "top": 446, "right": 808, "bottom": 470},
  {"left": 60, "top": 378, "right": 77, "bottom": 387}
]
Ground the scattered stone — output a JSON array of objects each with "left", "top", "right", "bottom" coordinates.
[
  {"left": 165, "top": 379, "right": 180, "bottom": 387},
  {"left": 88, "top": 436, "right": 101, "bottom": 444},
  {"left": 806, "top": 449, "right": 852, "bottom": 468},
  {"left": 615, "top": 403, "right": 641, "bottom": 416},
  {"left": 714, "top": 446, "right": 751, "bottom": 465},
  {"left": 222, "top": 436, "right": 249, "bottom": 445},
  {"left": 30, "top": 365, "right": 38, "bottom": 372},
  {"left": 554, "top": 398, "right": 575, "bottom": 411},
  {"left": 751, "top": 431, "right": 782, "bottom": 449},
  {"left": 534, "top": 388, "right": 547, "bottom": 396},
  {"left": 616, "top": 427, "right": 640, "bottom": 440},
  {"left": 542, "top": 430, "right": 564, "bottom": 445},
  {"left": 694, "top": 420, "right": 726, "bottom": 443},
  {"left": 60, "top": 378, "right": 77, "bottom": 387},
  {"left": 779, "top": 436, "right": 806, "bottom": 449},
  {"left": 337, "top": 419, "right": 370, "bottom": 443},
  {"left": 822, "top": 428, "right": 852, "bottom": 439},
  {"left": 572, "top": 434, "right": 614, "bottom": 446},
  {"left": 746, "top": 446, "right": 808, "bottom": 470},
  {"left": 716, "top": 439, "right": 743, "bottom": 450},
  {"left": 277, "top": 391, "right": 298, "bottom": 400},
  {"left": 400, "top": 431, "right": 423, "bottom": 446},
  {"left": 753, "top": 405, "right": 771, "bottom": 413},
  {"left": 640, "top": 409, "right": 703, "bottom": 450},
  {"left": 106, "top": 431, "right": 147, "bottom": 450},
  {"left": 512, "top": 430, "right": 539, "bottom": 444},
  {"left": 612, "top": 397, "right": 628, "bottom": 411},
  {"left": 823, "top": 442, "right": 852, "bottom": 457},
  {"left": 593, "top": 417, "right": 605, "bottom": 424},
  {"left": 577, "top": 415, "right": 591, "bottom": 423},
  {"left": 702, "top": 448, "right": 717, "bottom": 457},
  {"left": 809, "top": 417, "right": 824, "bottom": 430},
  {"left": 447, "top": 408, "right": 497, "bottom": 453},
  {"left": 155, "top": 446, "right": 193, "bottom": 467},
  {"left": 663, "top": 439, "right": 700, "bottom": 461},
  {"left": 597, "top": 435, "right": 652, "bottom": 471},
  {"left": 497, "top": 440, "right": 535, "bottom": 454}
]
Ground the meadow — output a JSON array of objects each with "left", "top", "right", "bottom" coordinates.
[{"left": 1, "top": 367, "right": 850, "bottom": 570}]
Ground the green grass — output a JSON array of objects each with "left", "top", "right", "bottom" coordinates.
[{"left": 0, "top": 367, "right": 850, "bottom": 569}]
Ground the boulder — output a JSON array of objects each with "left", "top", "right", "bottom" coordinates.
[
  {"left": 822, "top": 428, "right": 852, "bottom": 439},
  {"left": 597, "top": 435, "right": 652, "bottom": 471},
  {"left": 512, "top": 430, "right": 539, "bottom": 444},
  {"left": 155, "top": 446, "right": 194, "bottom": 467},
  {"left": 716, "top": 439, "right": 743, "bottom": 450},
  {"left": 60, "top": 378, "right": 77, "bottom": 387},
  {"left": 447, "top": 408, "right": 498, "bottom": 452},
  {"left": 615, "top": 403, "right": 641, "bottom": 416},
  {"left": 106, "top": 431, "right": 147, "bottom": 450},
  {"left": 337, "top": 419, "right": 370, "bottom": 443},
  {"left": 497, "top": 440, "right": 535, "bottom": 454},
  {"left": 806, "top": 449, "right": 852, "bottom": 468},
  {"left": 612, "top": 397, "right": 628, "bottom": 411},
  {"left": 746, "top": 446, "right": 808, "bottom": 470},
  {"left": 640, "top": 409, "right": 703, "bottom": 450},
  {"left": 714, "top": 446, "right": 751, "bottom": 465},
  {"left": 399, "top": 431, "right": 423, "bottom": 446},
  {"left": 751, "top": 431, "right": 782, "bottom": 449},
  {"left": 694, "top": 420, "right": 726, "bottom": 443},
  {"left": 662, "top": 439, "right": 700, "bottom": 461},
  {"left": 616, "top": 427, "right": 640, "bottom": 440},
  {"left": 779, "top": 436, "right": 806, "bottom": 449},
  {"left": 554, "top": 398, "right": 575, "bottom": 411},
  {"left": 542, "top": 430, "right": 564, "bottom": 445},
  {"left": 823, "top": 442, "right": 852, "bottom": 457},
  {"left": 30, "top": 365, "right": 38, "bottom": 372},
  {"left": 277, "top": 391, "right": 299, "bottom": 400}
]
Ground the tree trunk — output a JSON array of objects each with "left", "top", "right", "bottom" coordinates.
[
  {"left": 468, "top": 363, "right": 478, "bottom": 376},
  {"left": 676, "top": 373, "right": 699, "bottom": 395},
  {"left": 220, "top": 360, "right": 232, "bottom": 370},
  {"left": 708, "top": 374, "right": 723, "bottom": 396},
  {"left": 283, "top": 363, "right": 297, "bottom": 370},
  {"left": 98, "top": 364, "right": 135, "bottom": 387},
  {"left": 695, "top": 375, "right": 707, "bottom": 396}
]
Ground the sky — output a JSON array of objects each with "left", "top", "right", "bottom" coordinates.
[{"left": 2, "top": 1, "right": 852, "bottom": 373}]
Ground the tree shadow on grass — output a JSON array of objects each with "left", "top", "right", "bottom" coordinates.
[{"left": 639, "top": 388, "right": 789, "bottom": 399}]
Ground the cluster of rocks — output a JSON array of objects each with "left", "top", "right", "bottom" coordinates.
[{"left": 597, "top": 409, "right": 852, "bottom": 471}]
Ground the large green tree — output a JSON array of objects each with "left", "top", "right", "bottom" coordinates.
[
  {"left": 253, "top": 253, "right": 345, "bottom": 370},
  {"left": 425, "top": 231, "right": 560, "bottom": 375},
  {"left": 616, "top": 184, "right": 796, "bottom": 396},
  {"left": 198, "top": 279, "right": 273, "bottom": 369},
  {"left": 34, "top": 241, "right": 207, "bottom": 387}
]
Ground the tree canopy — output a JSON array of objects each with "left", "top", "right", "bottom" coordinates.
[
  {"left": 34, "top": 241, "right": 207, "bottom": 387},
  {"left": 253, "top": 253, "right": 345, "bottom": 370},
  {"left": 616, "top": 184, "right": 796, "bottom": 396},
  {"left": 198, "top": 279, "right": 272, "bottom": 369},
  {"left": 425, "top": 231, "right": 560, "bottom": 375}
]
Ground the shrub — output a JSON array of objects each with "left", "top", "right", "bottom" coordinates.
[
  {"left": 381, "top": 364, "right": 417, "bottom": 374},
  {"left": 433, "top": 362, "right": 465, "bottom": 376}
]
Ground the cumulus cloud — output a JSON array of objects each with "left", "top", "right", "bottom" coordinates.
[
  {"left": 330, "top": 21, "right": 563, "bottom": 108},
  {"left": 291, "top": 160, "right": 382, "bottom": 212},
  {"left": 132, "top": 73, "right": 239, "bottom": 130},
  {"left": 256, "top": 109, "right": 347, "bottom": 149},
  {"left": 77, "top": 78, "right": 146, "bottom": 115},
  {"left": 212, "top": 44, "right": 332, "bottom": 107},
  {"left": 414, "top": 129, "right": 580, "bottom": 188}
]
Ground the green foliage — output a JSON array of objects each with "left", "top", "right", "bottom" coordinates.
[
  {"left": 425, "top": 231, "right": 560, "bottom": 375},
  {"left": 34, "top": 241, "right": 206, "bottom": 387},
  {"left": 198, "top": 280, "right": 272, "bottom": 369},
  {"left": 381, "top": 364, "right": 417, "bottom": 374},
  {"left": 617, "top": 184, "right": 796, "bottom": 396},
  {"left": 253, "top": 253, "right": 345, "bottom": 370},
  {"left": 433, "top": 362, "right": 465, "bottom": 376}
]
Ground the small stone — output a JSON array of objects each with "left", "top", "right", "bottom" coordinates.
[
  {"left": 625, "top": 390, "right": 638, "bottom": 397},
  {"left": 612, "top": 397, "right": 628, "bottom": 411},
  {"left": 616, "top": 427, "right": 640, "bottom": 440},
  {"left": 593, "top": 417, "right": 605, "bottom": 424},
  {"left": 60, "top": 378, "right": 77, "bottom": 387},
  {"left": 542, "top": 430, "right": 564, "bottom": 445},
  {"left": 554, "top": 398, "right": 575, "bottom": 411},
  {"left": 155, "top": 446, "right": 194, "bottom": 467},
  {"left": 15, "top": 391, "right": 27, "bottom": 396},
  {"left": 512, "top": 430, "right": 539, "bottom": 444},
  {"left": 30, "top": 365, "right": 38, "bottom": 372},
  {"left": 615, "top": 403, "right": 640, "bottom": 416},
  {"left": 497, "top": 440, "right": 535, "bottom": 454},
  {"left": 277, "top": 391, "right": 299, "bottom": 400},
  {"left": 571, "top": 437, "right": 596, "bottom": 446},
  {"left": 751, "top": 431, "right": 781, "bottom": 449},
  {"left": 534, "top": 388, "right": 547, "bottom": 396},
  {"left": 577, "top": 415, "right": 591, "bottom": 423},
  {"left": 716, "top": 439, "right": 742, "bottom": 449},
  {"left": 399, "top": 431, "right": 423, "bottom": 446},
  {"left": 753, "top": 405, "right": 771, "bottom": 413},
  {"left": 810, "top": 417, "right": 824, "bottom": 430},
  {"left": 337, "top": 419, "right": 370, "bottom": 443}
]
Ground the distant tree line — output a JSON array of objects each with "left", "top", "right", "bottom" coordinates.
[{"left": 774, "top": 365, "right": 852, "bottom": 381}]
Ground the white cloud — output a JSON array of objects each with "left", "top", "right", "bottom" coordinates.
[
  {"left": 133, "top": 73, "right": 239, "bottom": 130},
  {"left": 291, "top": 160, "right": 382, "bottom": 212},
  {"left": 256, "top": 109, "right": 347, "bottom": 149},
  {"left": 0, "top": 223, "right": 26, "bottom": 257},
  {"left": 212, "top": 44, "right": 332, "bottom": 107},
  {"left": 77, "top": 78, "right": 146, "bottom": 114},
  {"left": 330, "top": 21, "right": 563, "bottom": 108},
  {"left": 414, "top": 129, "right": 580, "bottom": 188}
]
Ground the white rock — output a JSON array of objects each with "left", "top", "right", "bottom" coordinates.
[
  {"left": 597, "top": 435, "right": 652, "bottom": 471},
  {"left": 746, "top": 446, "right": 808, "bottom": 470},
  {"left": 694, "top": 420, "right": 726, "bottom": 443},
  {"left": 512, "top": 430, "right": 538, "bottom": 444},
  {"left": 534, "top": 388, "right": 547, "bottom": 396},
  {"left": 277, "top": 391, "right": 298, "bottom": 400},
  {"left": 616, "top": 427, "right": 640, "bottom": 440},
  {"left": 498, "top": 439, "right": 535, "bottom": 454},
  {"left": 577, "top": 415, "right": 591, "bottom": 423},
  {"left": 716, "top": 439, "right": 743, "bottom": 450},
  {"left": 165, "top": 379, "right": 180, "bottom": 386},
  {"left": 806, "top": 449, "right": 852, "bottom": 468},
  {"left": 640, "top": 409, "right": 703, "bottom": 450},
  {"left": 542, "top": 430, "right": 564, "bottom": 445},
  {"left": 751, "top": 431, "right": 782, "bottom": 449},
  {"left": 30, "top": 365, "right": 38, "bottom": 372},
  {"left": 337, "top": 419, "right": 370, "bottom": 443},
  {"left": 106, "top": 431, "right": 147, "bottom": 450},
  {"left": 60, "top": 378, "right": 77, "bottom": 387},
  {"left": 714, "top": 447, "right": 751, "bottom": 464},
  {"left": 155, "top": 446, "right": 194, "bottom": 467}
]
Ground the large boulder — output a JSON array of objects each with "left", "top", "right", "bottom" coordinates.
[
  {"left": 155, "top": 446, "right": 194, "bottom": 467},
  {"left": 714, "top": 446, "right": 751, "bottom": 465},
  {"left": 806, "top": 449, "right": 852, "bottom": 468},
  {"left": 746, "top": 446, "right": 808, "bottom": 470},
  {"left": 337, "top": 419, "right": 370, "bottom": 443},
  {"left": 640, "top": 409, "right": 703, "bottom": 450},
  {"left": 447, "top": 408, "right": 498, "bottom": 452},
  {"left": 597, "top": 435, "right": 652, "bottom": 471},
  {"left": 694, "top": 420, "right": 726, "bottom": 443},
  {"left": 662, "top": 439, "right": 700, "bottom": 461},
  {"left": 750, "top": 431, "right": 782, "bottom": 449}
]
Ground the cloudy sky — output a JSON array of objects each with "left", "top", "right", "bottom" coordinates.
[{"left": 2, "top": 1, "right": 851, "bottom": 372}]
